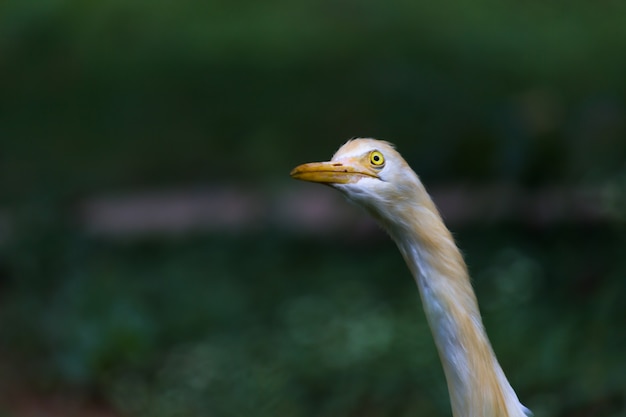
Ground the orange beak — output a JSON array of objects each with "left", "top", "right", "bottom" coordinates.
[{"left": 290, "top": 161, "right": 377, "bottom": 184}]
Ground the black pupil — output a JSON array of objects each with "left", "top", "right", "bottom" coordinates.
[{"left": 373, "top": 155, "right": 380, "bottom": 162}]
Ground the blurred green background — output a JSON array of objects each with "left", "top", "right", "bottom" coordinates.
[{"left": 1, "top": 0, "right": 625, "bottom": 416}]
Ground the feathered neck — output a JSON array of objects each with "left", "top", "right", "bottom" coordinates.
[{"left": 377, "top": 182, "right": 530, "bottom": 417}]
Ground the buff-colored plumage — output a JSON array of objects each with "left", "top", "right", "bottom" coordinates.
[{"left": 291, "top": 138, "right": 530, "bottom": 417}]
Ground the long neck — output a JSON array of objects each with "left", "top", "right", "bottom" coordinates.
[{"left": 381, "top": 190, "right": 529, "bottom": 417}]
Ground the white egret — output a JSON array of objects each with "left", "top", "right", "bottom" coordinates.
[{"left": 290, "top": 138, "right": 530, "bottom": 417}]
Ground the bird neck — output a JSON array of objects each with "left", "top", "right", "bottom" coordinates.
[{"left": 383, "top": 193, "right": 529, "bottom": 417}]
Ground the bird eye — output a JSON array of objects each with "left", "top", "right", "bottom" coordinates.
[{"left": 369, "top": 151, "right": 385, "bottom": 167}]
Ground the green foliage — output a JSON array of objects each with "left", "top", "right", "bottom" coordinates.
[
  {"left": 1, "top": 0, "right": 626, "bottom": 199},
  {"left": 2, "top": 225, "right": 625, "bottom": 416}
]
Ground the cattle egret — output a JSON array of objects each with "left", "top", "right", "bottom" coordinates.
[{"left": 290, "top": 138, "right": 530, "bottom": 417}]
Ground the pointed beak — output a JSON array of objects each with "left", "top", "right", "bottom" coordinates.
[{"left": 290, "top": 160, "right": 377, "bottom": 184}]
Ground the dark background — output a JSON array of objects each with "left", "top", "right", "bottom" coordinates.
[{"left": 1, "top": 1, "right": 625, "bottom": 416}]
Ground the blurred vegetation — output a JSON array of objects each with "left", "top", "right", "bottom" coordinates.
[
  {"left": 1, "top": 0, "right": 625, "bottom": 416},
  {"left": 2, "top": 227, "right": 625, "bottom": 417},
  {"left": 2, "top": 0, "right": 626, "bottom": 200}
]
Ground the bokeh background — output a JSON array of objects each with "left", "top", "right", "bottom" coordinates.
[{"left": 1, "top": 1, "right": 625, "bottom": 416}]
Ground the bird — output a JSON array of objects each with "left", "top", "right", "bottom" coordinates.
[{"left": 290, "top": 138, "right": 531, "bottom": 417}]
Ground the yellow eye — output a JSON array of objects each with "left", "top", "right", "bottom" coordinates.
[{"left": 369, "top": 151, "right": 385, "bottom": 167}]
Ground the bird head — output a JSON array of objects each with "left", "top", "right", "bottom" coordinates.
[{"left": 290, "top": 138, "right": 426, "bottom": 229}]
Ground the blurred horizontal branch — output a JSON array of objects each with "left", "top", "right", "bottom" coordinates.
[{"left": 1, "top": 184, "right": 611, "bottom": 241}]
